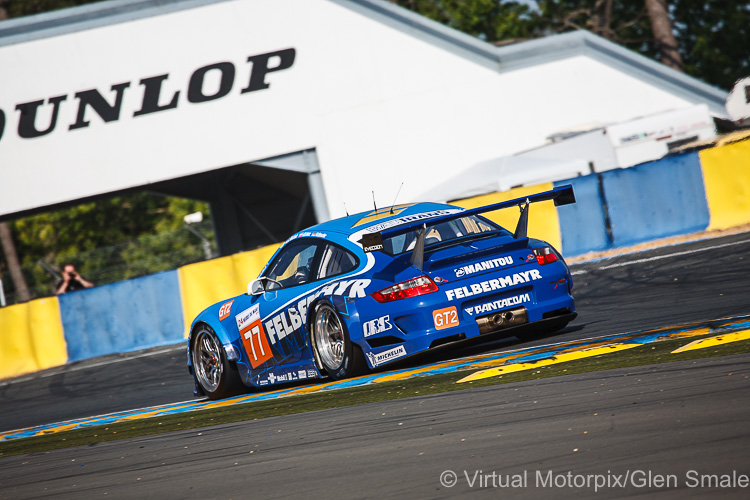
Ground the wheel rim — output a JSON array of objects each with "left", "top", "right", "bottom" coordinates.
[
  {"left": 194, "top": 328, "right": 223, "bottom": 392},
  {"left": 314, "top": 306, "right": 345, "bottom": 370}
]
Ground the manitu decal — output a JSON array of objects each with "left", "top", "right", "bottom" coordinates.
[{"left": 0, "top": 48, "right": 295, "bottom": 143}]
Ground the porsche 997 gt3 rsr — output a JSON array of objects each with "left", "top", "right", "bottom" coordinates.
[{"left": 188, "top": 185, "right": 577, "bottom": 399}]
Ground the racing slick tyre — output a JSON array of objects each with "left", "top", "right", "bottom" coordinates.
[
  {"left": 312, "top": 302, "right": 367, "bottom": 380},
  {"left": 192, "top": 324, "right": 244, "bottom": 400}
]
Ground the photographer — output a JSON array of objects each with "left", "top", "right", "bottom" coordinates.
[{"left": 55, "top": 264, "right": 94, "bottom": 295}]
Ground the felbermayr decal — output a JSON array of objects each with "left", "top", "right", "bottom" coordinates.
[
  {"left": 455, "top": 256, "right": 514, "bottom": 277},
  {"left": 264, "top": 279, "right": 371, "bottom": 344},
  {"left": 445, "top": 270, "right": 542, "bottom": 300},
  {"left": 465, "top": 293, "right": 531, "bottom": 316},
  {"left": 0, "top": 48, "right": 295, "bottom": 144},
  {"left": 366, "top": 345, "right": 407, "bottom": 367}
]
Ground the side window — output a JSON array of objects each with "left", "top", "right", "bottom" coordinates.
[
  {"left": 317, "top": 244, "right": 358, "bottom": 279},
  {"left": 264, "top": 242, "right": 319, "bottom": 289}
]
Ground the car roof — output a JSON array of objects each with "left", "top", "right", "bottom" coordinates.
[{"left": 300, "top": 202, "right": 461, "bottom": 238}]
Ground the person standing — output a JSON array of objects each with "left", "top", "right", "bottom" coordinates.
[{"left": 55, "top": 264, "right": 94, "bottom": 295}]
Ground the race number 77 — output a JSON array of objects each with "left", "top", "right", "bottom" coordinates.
[
  {"left": 245, "top": 325, "right": 265, "bottom": 360},
  {"left": 241, "top": 321, "right": 273, "bottom": 368}
]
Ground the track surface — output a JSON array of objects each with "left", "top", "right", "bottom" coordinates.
[
  {"left": 1, "top": 232, "right": 749, "bottom": 496},
  {"left": 2, "top": 354, "right": 749, "bottom": 498}
]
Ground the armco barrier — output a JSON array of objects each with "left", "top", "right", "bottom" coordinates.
[
  {"left": 59, "top": 270, "right": 185, "bottom": 362},
  {"left": 0, "top": 297, "right": 67, "bottom": 379},
  {"left": 453, "top": 182, "right": 563, "bottom": 252},
  {"left": 178, "top": 244, "right": 280, "bottom": 336},
  {"left": 601, "top": 153, "right": 710, "bottom": 247},
  {"left": 554, "top": 175, "right": 610, "bottom": 256},
  {"left": 699, "top": 137, "right": 750, "bottom": 230}
]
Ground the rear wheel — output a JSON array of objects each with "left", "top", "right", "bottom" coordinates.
[
  {"left": 312, "top": 302, "right": 366, "bottom": 380},
  {"left": 192, "top": 324, "right": 243, "bottom": 399}
]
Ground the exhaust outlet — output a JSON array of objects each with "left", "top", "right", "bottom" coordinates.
[{"left": 477, "top": 307, "right": 527, "bottom": 334}]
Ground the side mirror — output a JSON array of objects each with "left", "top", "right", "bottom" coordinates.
[{"left": 247, "top": 278, "right": 265, "bottom": 296}]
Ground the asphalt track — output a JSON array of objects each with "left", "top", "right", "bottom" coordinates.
[{"left": 1, "top": 231, "right": 750, "bottom": 497}]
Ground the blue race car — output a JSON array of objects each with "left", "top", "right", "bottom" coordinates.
[{"left": 188, "top": 185, "right": 577, "bottom": 398}]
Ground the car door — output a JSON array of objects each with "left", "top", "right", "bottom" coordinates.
[{"left": 247, "top": 239, "right": 324, "bottom": 372}]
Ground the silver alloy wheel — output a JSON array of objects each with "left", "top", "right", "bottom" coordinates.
[
  {"left": 194, "top": 328, "right": 223, "bottom": 393},
  {"left": 314, "top": 305, "right": 345, "bottom": 370}
]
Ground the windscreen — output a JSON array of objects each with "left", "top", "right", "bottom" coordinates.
[{"left": 382, "top": 215, "right": 505, "bottom": 255}]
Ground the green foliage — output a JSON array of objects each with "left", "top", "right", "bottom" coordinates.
[
  {"left": 393, "top": 0, "right": 748, "bottom": 90},
  {"left": 2, "top": 0, "right": 104, "bottom": 18},
  {"left": 0, "top": 193, "right": 215, "bottom": 303},
  {"left": 670, "top": 0, "right": 750, "bottom": 90}
]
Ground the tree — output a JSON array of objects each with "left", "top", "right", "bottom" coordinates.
[
  {"left": 0, "top": 221, "right": 30, "bottom": 302},
  {"left": 0, "top": 0, "right": 103, "bottom": 19},
  {"left": 645, "top": 0, "right": 683, "bottom": 71},
  {"left": 390, "top": 0, "right": 747, "bottom": 90},
  {"left": 0, "top": 193, "right": 214, "bottom": 304}
]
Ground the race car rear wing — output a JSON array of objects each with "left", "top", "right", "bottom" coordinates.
[{"left": 360, "top": 184, "right": 576, "bottom": 270}]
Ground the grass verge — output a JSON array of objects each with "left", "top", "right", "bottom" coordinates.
[{"left": 1, "top": 334, "right": 748, "bottom": 457}]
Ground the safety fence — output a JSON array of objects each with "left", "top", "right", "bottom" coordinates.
[{"left": 1, "top": 136, "right": 748, "bottom": 380}]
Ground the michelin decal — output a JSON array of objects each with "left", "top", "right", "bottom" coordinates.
[{"left": 366, "top": 345, "right": 407, "bottom": 367}]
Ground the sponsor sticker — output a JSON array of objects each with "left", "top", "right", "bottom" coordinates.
[
  {"left": 366, "top": 345, "right": 407, "bottom": 367},
  {"left": 363, "top": 315, "right": 392, "bottom": 337},
  {"left": 236, "top": 305, "right": 273, "bottom": 368},
  {"left": 454, "top": 256, "right": 513, "bottom": 278},
  {"left": 433, "top": 306, "right": 459, "bottom": 330},
  {"left": 464, "top": 293, "right": 531, "bottom": 316},
  {"left": 362, "top": 232, "right": 384, "bottom": 253},
  {"left": 218, "top": 300, "right": 234, "bottom": 321},
  {"left": 445, "top": 270, "right": 542, "bottom": 301},
  {"left": 264, "top": 279, "right": 372, "bottom": 345}
]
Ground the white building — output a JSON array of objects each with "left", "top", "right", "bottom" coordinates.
[{"left": 0, "top": 0, "right": 727, "bottom": 255}]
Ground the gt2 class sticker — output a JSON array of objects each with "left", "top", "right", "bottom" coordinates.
[
  {"left": 454, "top": 256, "right": 513, "bottom": 277},
  {"left": 363, "top": 315, "right": 392, "bottom": 337},
  {"left": 265, "top": 279, "right": 372, "bottom": 345},
  {"left": 218, "top": 300, "right": 234, "bottom": 321},
  {"left": 433, "top": 306, "right": 459, "bottom": 330},
  {"left": 465, "top": 293, "right": 531, "bottom": 316},
  {"left": 366, "top": 345, "right": 407, "bottom": 367},
  {"left": 235, "top": 304, "right": 273, "bottom": 368},
  {"left": 444, "top": 270, "right": 542, "bottom": 300}
]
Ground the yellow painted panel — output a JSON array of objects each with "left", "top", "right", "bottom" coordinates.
[
  {"left": 452, "top": 183, "right": 563, "bottom": 253},
  {"left": 457, "top": 343, "right": 638, "bottom": 383},
  {"left": 671, "top": 329, "right": 750, "bottom": 353},
  {"left": 178, "top": 244, "right": 281, "bottom": 337},
  {"left": 0, "top": 297, "right": 67, "bottom": 380},
  {"left": 699, "top": 138, "right": 750, "bottom": 230}
]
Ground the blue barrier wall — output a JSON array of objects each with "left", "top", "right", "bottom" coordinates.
[
  {"left": 555, "top": 175, "right": 610, "bottom": 256},
  {"left": 602, "top": 153, "right": 710, "bottom": 247},
  {"left": 59, "top": 270, "right": 185, "bottom": 362}
]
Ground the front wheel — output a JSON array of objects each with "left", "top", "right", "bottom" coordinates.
[
  {"left": 192, "top": 324, "right": 243, "bottom": 399},
  {"left": 312, "top": 302, "right": 367, "bottom": 380}
]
